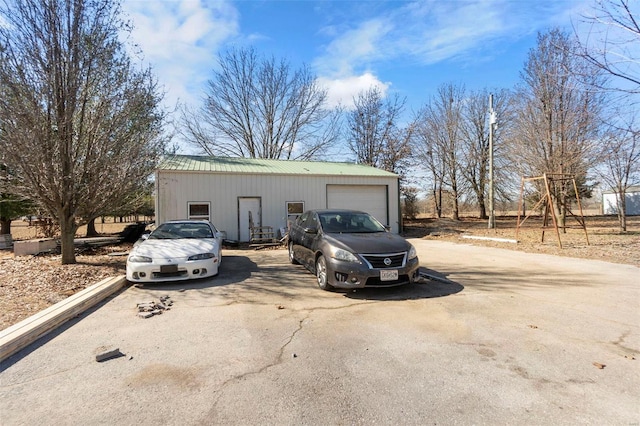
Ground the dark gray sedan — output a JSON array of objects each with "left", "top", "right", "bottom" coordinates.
[{"left": 288, "top": 209, "right": 420, "bottom": 290}]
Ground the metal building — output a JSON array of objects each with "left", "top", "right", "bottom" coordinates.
[
  {"left": 602, "top": 185, "right": 640, "bottom": 215},
  {"left": 155, "top": 155, "right": 401, "bottom": 242}
]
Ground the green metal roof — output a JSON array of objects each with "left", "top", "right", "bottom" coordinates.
[{"left": 159, "top": 155, "right": 398, "bottom": 178}]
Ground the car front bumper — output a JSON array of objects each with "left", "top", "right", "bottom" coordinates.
[
  {"left": 126, "top": 257, "right": 219, "bottom": 282},
  {"left": 324, "top": 256, "right": 420, "bottom": 289}
]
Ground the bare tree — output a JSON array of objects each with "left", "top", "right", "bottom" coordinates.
[
  {"left": 576, "top": 0, "right": 640, "bottom": 93},
  {"left": 0, "top": 0, "right": 166, "bottom": 264},
  {"left": 347, "top": 87, "right": 410, "bottom": 169},
  {"left": 180, "top": 47, "right": 340, "bottom": 160},
  {"left": 412, "top": 120, "right": 446, "bottom": 218},
  {"left": 414, "top": 84, "right": 466, "bottom": 220},
  {"left": 574, "top": 1, "right": 640, "bottom": 232},
  {"left": 381, "top": 124, "right": 415, "bottom": 179},
  {"left": 509, "top": 29, "right": 605, "bottom": 226},
  {"left": 597, "top": 114, "right": 640, "bottom": 231},
  {"left": 459, "top": 89, "right": 513, "bottom": 219}
]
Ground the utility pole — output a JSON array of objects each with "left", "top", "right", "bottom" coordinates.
[{"left": 488, "top": 94, "right": 496, "bottom": 229}]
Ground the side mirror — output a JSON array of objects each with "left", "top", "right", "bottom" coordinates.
[{"left": 133, "top": 233, "right": 149, "bottom": 248}]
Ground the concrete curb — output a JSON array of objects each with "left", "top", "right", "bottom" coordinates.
[
  {"left": 461, "top": 235, "right": 518, "bottom": 243},
  {"left": 0, "top": 275, "right": 127, "bottom": 362}
]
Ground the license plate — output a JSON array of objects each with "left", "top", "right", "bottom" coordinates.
[
  {"left": 160, "top": 264, "right": 178, "bottom": 273},
  {"left": 380, "top": 269, "right": 398, "bottom": 281}
]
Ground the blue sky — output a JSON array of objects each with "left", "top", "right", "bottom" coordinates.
[{"left": 122, "top": 0, "right": 593, "bottom": 149}]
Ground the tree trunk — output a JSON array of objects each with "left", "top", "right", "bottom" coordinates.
[
  {"left": 554, "top": 195, "right": 566, "bottom": 231},
  {"left": 450, "top": 167, "right": 460, "bottom": 220},
  {"left": 452, "top": 187, "right": 459, "bottom": 221},
  {"left": 85, "top": 217, "right": 99, "bottom": 237},
  {"left": 0, "top": 218, "right": 11, "bottom": 235},
  {"left": 60, "top": 212, "right": 77, "bottom": 265},
  {"left": 478, "top": 194, "right": 487, "bottom": 220},
  {"left": 618, "top": 194, "right": 627, "bottom": 232}
]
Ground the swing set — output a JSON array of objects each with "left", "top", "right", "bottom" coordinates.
[{"left": 516, "top": 173, "right": 589, "bottom": 249}]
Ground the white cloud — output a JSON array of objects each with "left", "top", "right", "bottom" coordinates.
[
  {"left": 318, "top": 73, "right": 389, "bottom": 109},
  {"left": 314, "top": 1, "right": 519, "bottom": 73},
  {"left": 312, "top": 0, "right": 587, "bottom": 103},
  {"left": 314, "top": 19, "right": 392, "bottom": 77},
  {"left": 123, "top": 0, "right": 239, "bottom": 109},
  {"left": 311, "top": 1, "right": 511, "bottom": 106}
]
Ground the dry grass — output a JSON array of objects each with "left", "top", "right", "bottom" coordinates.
[{"left": 9, "top": 217, "right": 135, "bottom": 241}]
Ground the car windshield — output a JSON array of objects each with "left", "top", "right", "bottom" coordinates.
[
  {"left": 149, "top": 223, "right": 214, "bottom": 239},
  {"left": 318, "top": 212, "right": 386, "bottom": 233}
]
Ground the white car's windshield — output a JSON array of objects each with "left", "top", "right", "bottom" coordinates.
[
  {"left": 319, "top": 213, "right": 386, "bottom": 233},
  {"left": 149, "top": 223, "right": 214, "bottom": 239}
]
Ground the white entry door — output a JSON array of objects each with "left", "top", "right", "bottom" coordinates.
[{"left": 238, "top": 197, "right": 261, "bottom": 242}]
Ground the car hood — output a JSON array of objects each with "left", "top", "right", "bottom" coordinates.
[
  {"left": 131, "top": 238, "right": 218, "bottom": 259},
  {"left": 323, "top": 232, "right": 411, "bottom": 254}
]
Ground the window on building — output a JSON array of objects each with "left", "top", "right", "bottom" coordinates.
[
  {"left": 188, "top": 202, "right": 210, "bottom": 220},
  {"left": 287, "top": 201, "right": 304, "bottom": 215},
  {"left": 286, "top": 201, "right": 304, "bottom": 227}
]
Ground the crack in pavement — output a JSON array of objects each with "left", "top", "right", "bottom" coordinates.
[{"left": 204, "top": 300, "right": 379, "bottom": 416}]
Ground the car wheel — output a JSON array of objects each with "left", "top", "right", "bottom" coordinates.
[
  {"left": 315, "top": 255, "right": 333, "bottom": 291},
  {"left": 288, "top": 241, "right": 299, "bottom": 265}
]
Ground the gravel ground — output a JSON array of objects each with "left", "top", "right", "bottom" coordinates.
[
  {"left": 1, "top": 215, "right": 637, "bottom": 331},
  {"left": 0, "top": 244, "right": 129, "bottom": 330}
]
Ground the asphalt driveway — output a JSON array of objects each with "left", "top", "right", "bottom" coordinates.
[{"left": 1, "top": 239, "right": 638, "bottom": 425}]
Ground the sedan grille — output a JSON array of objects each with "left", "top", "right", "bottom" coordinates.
[
  {"left": 152, "top": 270, "right": 189, "bottom": 279},
  {"left": 361, "top": 252, "right": 406, "bottom": 269},
  {"left": 365, "top": 274, "right": 411, "bottom": 287}
]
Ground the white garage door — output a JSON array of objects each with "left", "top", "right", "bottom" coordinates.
[{"left": 327, "top": 185, "right": 388, "bottom": 225}]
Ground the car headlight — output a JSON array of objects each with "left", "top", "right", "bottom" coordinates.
[
  {"left": 128, "top": 255, "right": 152, "bottom": 263},
  {"left": 408, "top": 245, "right": 418, "bottom": 260},
  {"left": 330, "top": 247, "right": 360, "bottom": 263},
  {"left": 188, "top": 253, "right": 216, "bottom": 261}
]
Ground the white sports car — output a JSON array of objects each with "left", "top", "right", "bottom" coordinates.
[{"left": 126, "top": 220, "right": 223, "bottom": 282}]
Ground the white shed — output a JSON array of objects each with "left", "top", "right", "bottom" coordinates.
[
  {"left": 602, "top": 185, "right": 640, "bottom": 215},
  {"left": 155, "top": 155, "right": 402, "bottom": 242}
]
